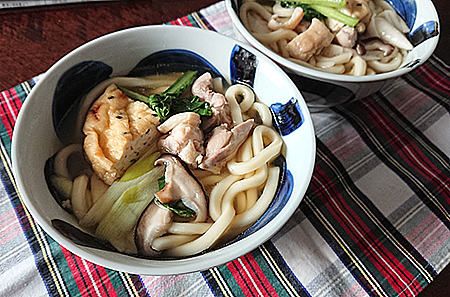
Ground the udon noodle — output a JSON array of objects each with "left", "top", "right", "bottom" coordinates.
[
  {"left": 240, "top": 0, "right": 413, "bottom": 75},
  {"left": 46, "top": 71, "right": 284, "bottom": 258}
]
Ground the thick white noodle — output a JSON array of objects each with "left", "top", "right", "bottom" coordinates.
[
  {"left": 368, "top": 52, "right": 403, "bottom": 73},
  {"left": 220, "top": 165, "right": 268, "bottom": 215},
  {"left": 238, "top": 135, "right": 259, "bottom": 211},
  {"left": 230, "top": 166, "right": 280, "bottom": 229},
  {"left": 198, "top": 174, "right": 229, "bottom": 186},
  {"left": 227, "top": 125, "right": 283, "bottom": 175},
  {"left": 345, "top": 56, "right": 367, "bottom": 76},
  {"left": 250, "top": 102, "right": 272, "bottom": 127},
  {"left": 164, "top": 204, "right": 236, "bottom": 257},
  {"left": 240, "top": 0, "right": 272, "bottom": 29},
  {"left": 251, "top": 29, "right": 297, "bottom": 45},
  {"left": 225, "top": 86, "right": 244, "bottom": 125},
  {"left": 235, "top": 192, "right": 248, "bottom": 214},
  {"left": 152, "top": 235, "right": 199, "bottom": 251},
  {"left": 315, "top": 52, "right": 353, "bottom": 66},
  {"left": 209, "top": 174, "right": 242, "bottom": 221},
  {"left": 168, "top": 222, "right": 212, "bottom": 235},
  {"left": 225, "top": 84, "right": 255, "bottom": 113}
]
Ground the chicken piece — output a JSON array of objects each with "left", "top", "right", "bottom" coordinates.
[
  {"left": 191, "top": 72, "right": 233, "bottom": 133},
  {"left": 286, "top": 18, "right": 334, "bottom": 61},
  {"left": 158, "top": 112, "right": 204, "bottom": 168},
  {"left": 83, "top": 84, "right": 160, "bottom": 185},
  {"left": 335, "top": 25, "right": 358, "bottom": 48},
  {"left": 200, "top": 119, "right": 254, "bottom": 174}
]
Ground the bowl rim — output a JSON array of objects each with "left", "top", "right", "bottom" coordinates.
[
  {"left": 11, "top": 24, "right": 316, "bottom": 275},
  {"left": 225, "top": 0, "right": 440, "bottom": 83}
]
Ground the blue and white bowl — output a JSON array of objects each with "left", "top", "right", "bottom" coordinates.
[
  {"left": 11, "top": 25, "right": 316, "bottom": 275},
  {"left": 226, "top": 0, "right": 440, "bottom": 110}
]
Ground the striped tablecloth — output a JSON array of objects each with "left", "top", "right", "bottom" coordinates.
[{"left": 2, "top": 1, "right": 450, "bottom": 296}]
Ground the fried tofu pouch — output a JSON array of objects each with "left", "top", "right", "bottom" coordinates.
[{"left": 83, "top": 84, "right": 161, "bottom": 185}]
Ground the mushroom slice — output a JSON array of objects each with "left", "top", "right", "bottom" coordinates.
[
  {"left": 135, "top": 202, "right": 173, "bottom": 256},
  {"left": 154, "top": 154, "right": 208, "bottom": 222}
]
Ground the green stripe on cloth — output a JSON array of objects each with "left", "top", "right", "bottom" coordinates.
[
  {"left": 202, "top": 241, "right": 309, "bottom": 297},
  {"left": 302, "top": 140, "right": 436, "bottom": 297},
  {"left": 0, "top": 140, "right": 150, "bottom": 296},
  {"left": 0, "top": 78, "right": 34, "bottom": 156},
  {"left": 336, "top": 92, "right": 450, "bottom": 229}
]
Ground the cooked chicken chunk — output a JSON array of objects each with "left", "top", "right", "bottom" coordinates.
[
  {"left": 335, "top": 25, "right": 358, "bottom": 48},
  {"left": 158, "top": 112, "right": 204, "bottom": 168},
  {"left": 200, "top": 119, "right": 254, "bottom": 174},
  {"left": 286, "top": 18, "right": 334, "bottom": 61},
  {"left": 83, "top": 84, "right": 160, "bottom": 185},
  {"left": 191, "top": 72, "right": 233, "bottom": 133}
]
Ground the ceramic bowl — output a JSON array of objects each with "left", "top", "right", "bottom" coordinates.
[
  {"left": 11, "top": 25, "right": 316, "bottom": 275},
  {"left": 226, "top": 0, "right": 440, "bottom": 110}
]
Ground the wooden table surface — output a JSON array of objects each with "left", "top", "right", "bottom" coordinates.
[{"left": 0, "top": 1, "right": 449, "bottom": 295}]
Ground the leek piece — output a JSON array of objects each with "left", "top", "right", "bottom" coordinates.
[
  {"left": 285, "top": 0, "right": 347, "bottom": 8},
  {"left": 118, "top": 86, "right": 149, "bottom": 103},
  {"left": 95, "top": 165, "right": 165, "bottom": 252},
  {"left": 120, "top": 152, "right": 160, "bottom": 182},
  {"left": 79, "top": 165, "right": 163, "bottom": 229},
  {"left": 310, "top": 5, "right": 359, "bottom": 27}
]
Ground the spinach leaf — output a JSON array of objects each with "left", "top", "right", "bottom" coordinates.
[
  {"left": 280, "top": 2, "right": 325, "bottom": 22},
  {"left": 155, "top": 176, "right": 196, "bottom": 218}
]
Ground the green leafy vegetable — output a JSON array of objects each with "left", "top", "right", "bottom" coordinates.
[
  {"left": 281, "top": 2, "right": 325, "bottom": 22},
  {"left": 164, "top": 70, "right": 198, "bottom": 97},
  {"left": 155, "top": 176, "right": 196, "bottom": 218},
  {"left": 282, "top": 0, "right": 346, "bottom": 8},
  {"left": 310, "top": 5, "right": 359, "bottom": 27},
  {"left": 156, "top": 199, "right": 196, "bottom": 218},
  {"left": 117, "top": 86, "right": 149, "bottom": 104},
  {"left": 119, "top": 70, "right": 212, "bottom": 122},
  {"left": 280, "top": 0, "right": 360, "bottom": 27}
]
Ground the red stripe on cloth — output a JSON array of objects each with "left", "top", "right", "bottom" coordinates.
[
  {"left": 0, "top": 212, "right": 23, "bottom": 245},
  {"left": 414, "top": 63, "right": 450, "bottom": 95},
  {"left": 226, "top": 254, "right": 280, "bottom": 297},
  {"left": 312, "top": 169, "right": 423, "bottom": 296},
  {"left": 364, "top": 99, "right": 450, "bottom": 204},
  {"left": 406, "top": 213, "right": 450, "bottom": 260},
  {"left": 177, "top": 15, "right": 194, "bottom": 27},
  {"left": 324, "top": 126, "right": 365, "bottom": 162},
  {"left": 0, "top": 92, "right": 15, "bottom": 139},
  {"left": 242, "top": 253, "right": 279, "bottom": 297},
  {"left": 226, "top": 260, "right": 251, "bottom": 296},
  {"left": 6, "top": 87, "right": 22, "bottom": 120},
  {"left": 62, "top": 247, "right": 117, "bottom": 297},
  {"left": 83, "top": 260, "right": 118, "bottom": 297},
  {"left": 61, "top": 247, "right": 93, "bottom": 296}
]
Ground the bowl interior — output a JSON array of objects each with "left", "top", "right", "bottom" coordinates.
[
  {"left": 226, "top": 0, "right": 440, "bottom": 83},
  {"left": 11, "top": 25, "right": 316, "bottom": 275}
]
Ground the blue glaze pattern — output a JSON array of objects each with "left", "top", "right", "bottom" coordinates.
[
  {"left": 410, "top": 21, "right": 439, "bottom": 47},
  {"left": 385, "top": 0, "right": 416, "bottom": 29},
  {"left": 271, "top": 97, "right": 305, "bottom": 136},
  {"left": 230, "top": 44, "right": 258, "bottom": 87},
  {"left": 53, "top": 61, "right": 112, "bottom": 145},
  {"left": 127, "top": 49, "right": 224, "bottom": 80}
]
